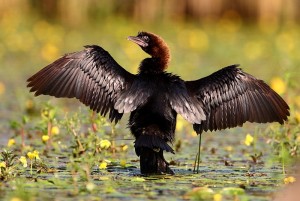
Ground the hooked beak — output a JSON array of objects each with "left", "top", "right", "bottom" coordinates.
[{"left": 127, "top": 36, "right": 148, "bottom": 47}]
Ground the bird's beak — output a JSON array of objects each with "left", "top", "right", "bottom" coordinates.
[{"left": 127, "top": 36, "right": 148, "bottom": 47}]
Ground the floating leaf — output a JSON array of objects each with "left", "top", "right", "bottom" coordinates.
[
  {"left": 220, "top": 187, "right": 245, "bottom": 196},
  {"left": 131, "top": 177, "right": 145, "bottom": 182},
  {"left": 185, "top": 187, "right": 214, "bottom": 200}
]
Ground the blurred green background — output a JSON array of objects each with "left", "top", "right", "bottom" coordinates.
[{"left": 0, "top": 0, "right": 299, "bottom": 137}]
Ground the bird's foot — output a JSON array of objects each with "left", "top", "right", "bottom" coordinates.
[{"left": 138, "top": 147, "right": 174, "bottom": 175}]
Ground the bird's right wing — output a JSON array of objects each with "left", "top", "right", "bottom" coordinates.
[{"left": 27, "top": 45, "right": 143, "bottom": 122}]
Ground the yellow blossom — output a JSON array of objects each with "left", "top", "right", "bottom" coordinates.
[
  {"left": 284, "top": 176, "right": 296, "bottom": 184},
  {"left": 33, "top": 150, "right": 40, "bottom": 160},
  {"left": 86, "top": 182, "right": 95, "bottom": 192},
  {"left": 270, "top": 77, "right": 286, "bottom": 95},
  {"left": 191, "top": 131, "right": 197, "bottom": 137},
  {"left": 294, "top": 96, "right": 300, "bottom": 108},
  {"left": 296, "top": 135, "right": 300, "bottom": 144},
  {"left": 27, "top": 150, "right": 40, "bottom": 160},
  {"left": 176, "top": 118, "right": 184, "bottom": 131},
  {"left": 120, "top": 159, "right": 126, "bottom": 168},
  {"left": 51, "top": 126, "right": 60, "bottom": 135},
  {"left": 225, "top": 146, "right": 233, "bottom": 152},
  {"left": 9, "top": 198, "right": 23, "bottom": 201},
  {"left": 99, "top": 140, "right": 111, "bottom": 149},
  {"left": 19, "top": 156, "right": 28, "bottom": 167},
  {"left": 122, "top": 145, "right": 128, "bottom": 152},
  {"left": 0, "top": 161, "right": 6, "bottom": 168},
  {"left": 295, "top": 111, "right": 300, "bottom": 123},
  {"left": 41, "top": 109, "right": 49, "bottom": 119},
  {"left": 27, "top": 152, "right": 35, "bottom": 160},
  {"left": 244, "top": 134, "right": 254, "bottom": 146},
  {"left": 0, "top": 82, "right": 5, "bottom": 95},
  {"left": 25, "top": 99, "right": 34, "bottom": 110},
  {"left": 42, "top": 135, "right": 50, "bottom": 142},
  {"left": 7, "top": 138, "right": 16, "bottom": 147},
  {"left": 99, "top": 161, "right": 107, "bottom": 170},
  {"left": 213, "top": 193, "right": 222, "bottom": 201}
]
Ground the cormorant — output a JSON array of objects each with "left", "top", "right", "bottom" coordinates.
[{"left": 27, "top": 31, "right": 289, "bottom": 175}]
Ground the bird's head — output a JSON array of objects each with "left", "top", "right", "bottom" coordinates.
[{"left": 128, "top": 32, "right": 170, "bottom": 69}]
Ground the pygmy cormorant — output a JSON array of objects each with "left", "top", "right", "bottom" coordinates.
[{"left": 27, "top": 32, "right": 290, "bottom": 175}]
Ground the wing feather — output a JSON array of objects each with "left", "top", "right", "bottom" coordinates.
[
  {"left": 27, "top": 45, "right": 137, "bottom": 122},
  {"left": 186, "top": 64, "right": 289, "bottom": 134}
]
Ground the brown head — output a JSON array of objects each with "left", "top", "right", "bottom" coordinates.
[{"left": 128, "top": 32, "right": 170, "bottom": 72}]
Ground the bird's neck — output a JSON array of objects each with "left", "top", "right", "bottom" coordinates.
[
  {"left": 138, "top": 57, "right": 167, "bottom": 74},
  {"left": 139, "top": 46, "right": 170, "bottom": 74}
]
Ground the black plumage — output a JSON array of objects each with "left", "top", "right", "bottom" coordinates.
[{"left": 27, "top": 31, "right": 289, "bottom": 175}]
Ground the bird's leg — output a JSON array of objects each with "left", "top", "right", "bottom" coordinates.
[
  {"left": 137, "top": 147, "right": 174, "bottom": 175},
  {"left": 193, "top": 133, "right": 202, "bottom": 173}
]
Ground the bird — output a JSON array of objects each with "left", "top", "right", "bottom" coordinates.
[{"left": 27, "top": 31, "right": 290, "bottom": 175}]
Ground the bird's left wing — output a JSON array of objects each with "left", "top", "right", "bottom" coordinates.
[
  {"left": 27, "top": 45, "right": 137, "bottom": 122},
  {"left": 185, "top": 64, "right": 290, "bottom": 134}
]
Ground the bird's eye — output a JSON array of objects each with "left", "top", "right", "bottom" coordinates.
[{"left": 142, "top": 35, "right": 150, "bottom": 42}]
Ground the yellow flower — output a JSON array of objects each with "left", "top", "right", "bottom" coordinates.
[
  {"left": 296, "top": 135, "right": 300, "bottom": 144},
  {"left": 295, "top": 111, "right": 300, "bottom": 123},
  {"left": 27, "top": 152, "right": 34, "bottom": 160},
  {"left": 25, "top": 99, "right": 34, "bottom": 110},
  {"left": 270, "top": 77, "right": 286, "bottom": 95},
  {"left": 191, "top": 131, "right": 197, "bottom": 137},
  {"left": 51, "top": 126, "right": 59, "bottom": 135},
  {"left": 19, "top": 156, "right": 28, "bottom": 167},
  {"left": 42, "top": 135, "right": 50, "bottom": 142},
  {"left": 213, "top": 193, "right": 222, "bottom": 201},
  {"left": 294, "top": 96, "right": 300, "bottom": 108},
  {"left": 225, "top": 146, "right": 233, "bottom": 152},
  {"left": 176, "top": 118, "right": 184, "bottom": 131},
  {"left": 27, "top": 150, "right": 40, "bottom": 160},
  {"left": 120, "top": 159, "right": 126, "bottom": 168},
  {"left": 86, "top": 182, "right": 95, "bottom": 192},
  {"left": 33, "top": 150, "right": 40, "bottom": 160},
  {"left": 244, "top": 134, "right": 254, "bottom": 146},
  {"left": 0, "top": 82, "right": 5, "bottom": 95},
  {"left": 9, "top": 198, "right": 23, "bottom": 201},
  {"left": 99, "top": 161, "right": 107, "bottom": 170},
  {"left": 7, "top": 138, "right": 16, "bottom": 147},
  {"left": 41, "top": 109, "right": 49, "bottom": 119},
  {"left": 122, "top": 145, "right": 128, "bottom": 152},
  {"left": 0, "top": 161, "right": 6, "bottom": 168},
  {"left": 284, "top": 176, "right": 296, "bottom": 184},
  {"left": 99, "top": 140, "right": 111, "bottom": 149}
]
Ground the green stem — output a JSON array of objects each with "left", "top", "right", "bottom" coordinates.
[
  {"left": 30, "top": 160, "right": 32, "bottom": 175},
  {"left": 281, "top": 142, "right": 285, "bottom": 175}
]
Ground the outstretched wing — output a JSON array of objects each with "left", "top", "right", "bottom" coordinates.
[
  {"left": 185, "top": 64, "right": 290, "bottom": 134},
  {"left": 27, "top": 45, "right": 136, "bottom": 122},
  {"left": 167, "top": 75, "right": 206, "bottom": 124}
]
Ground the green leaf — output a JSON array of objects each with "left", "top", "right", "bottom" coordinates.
[{"left": 220, "top": 187, "right": 245, "bottom": 196}]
